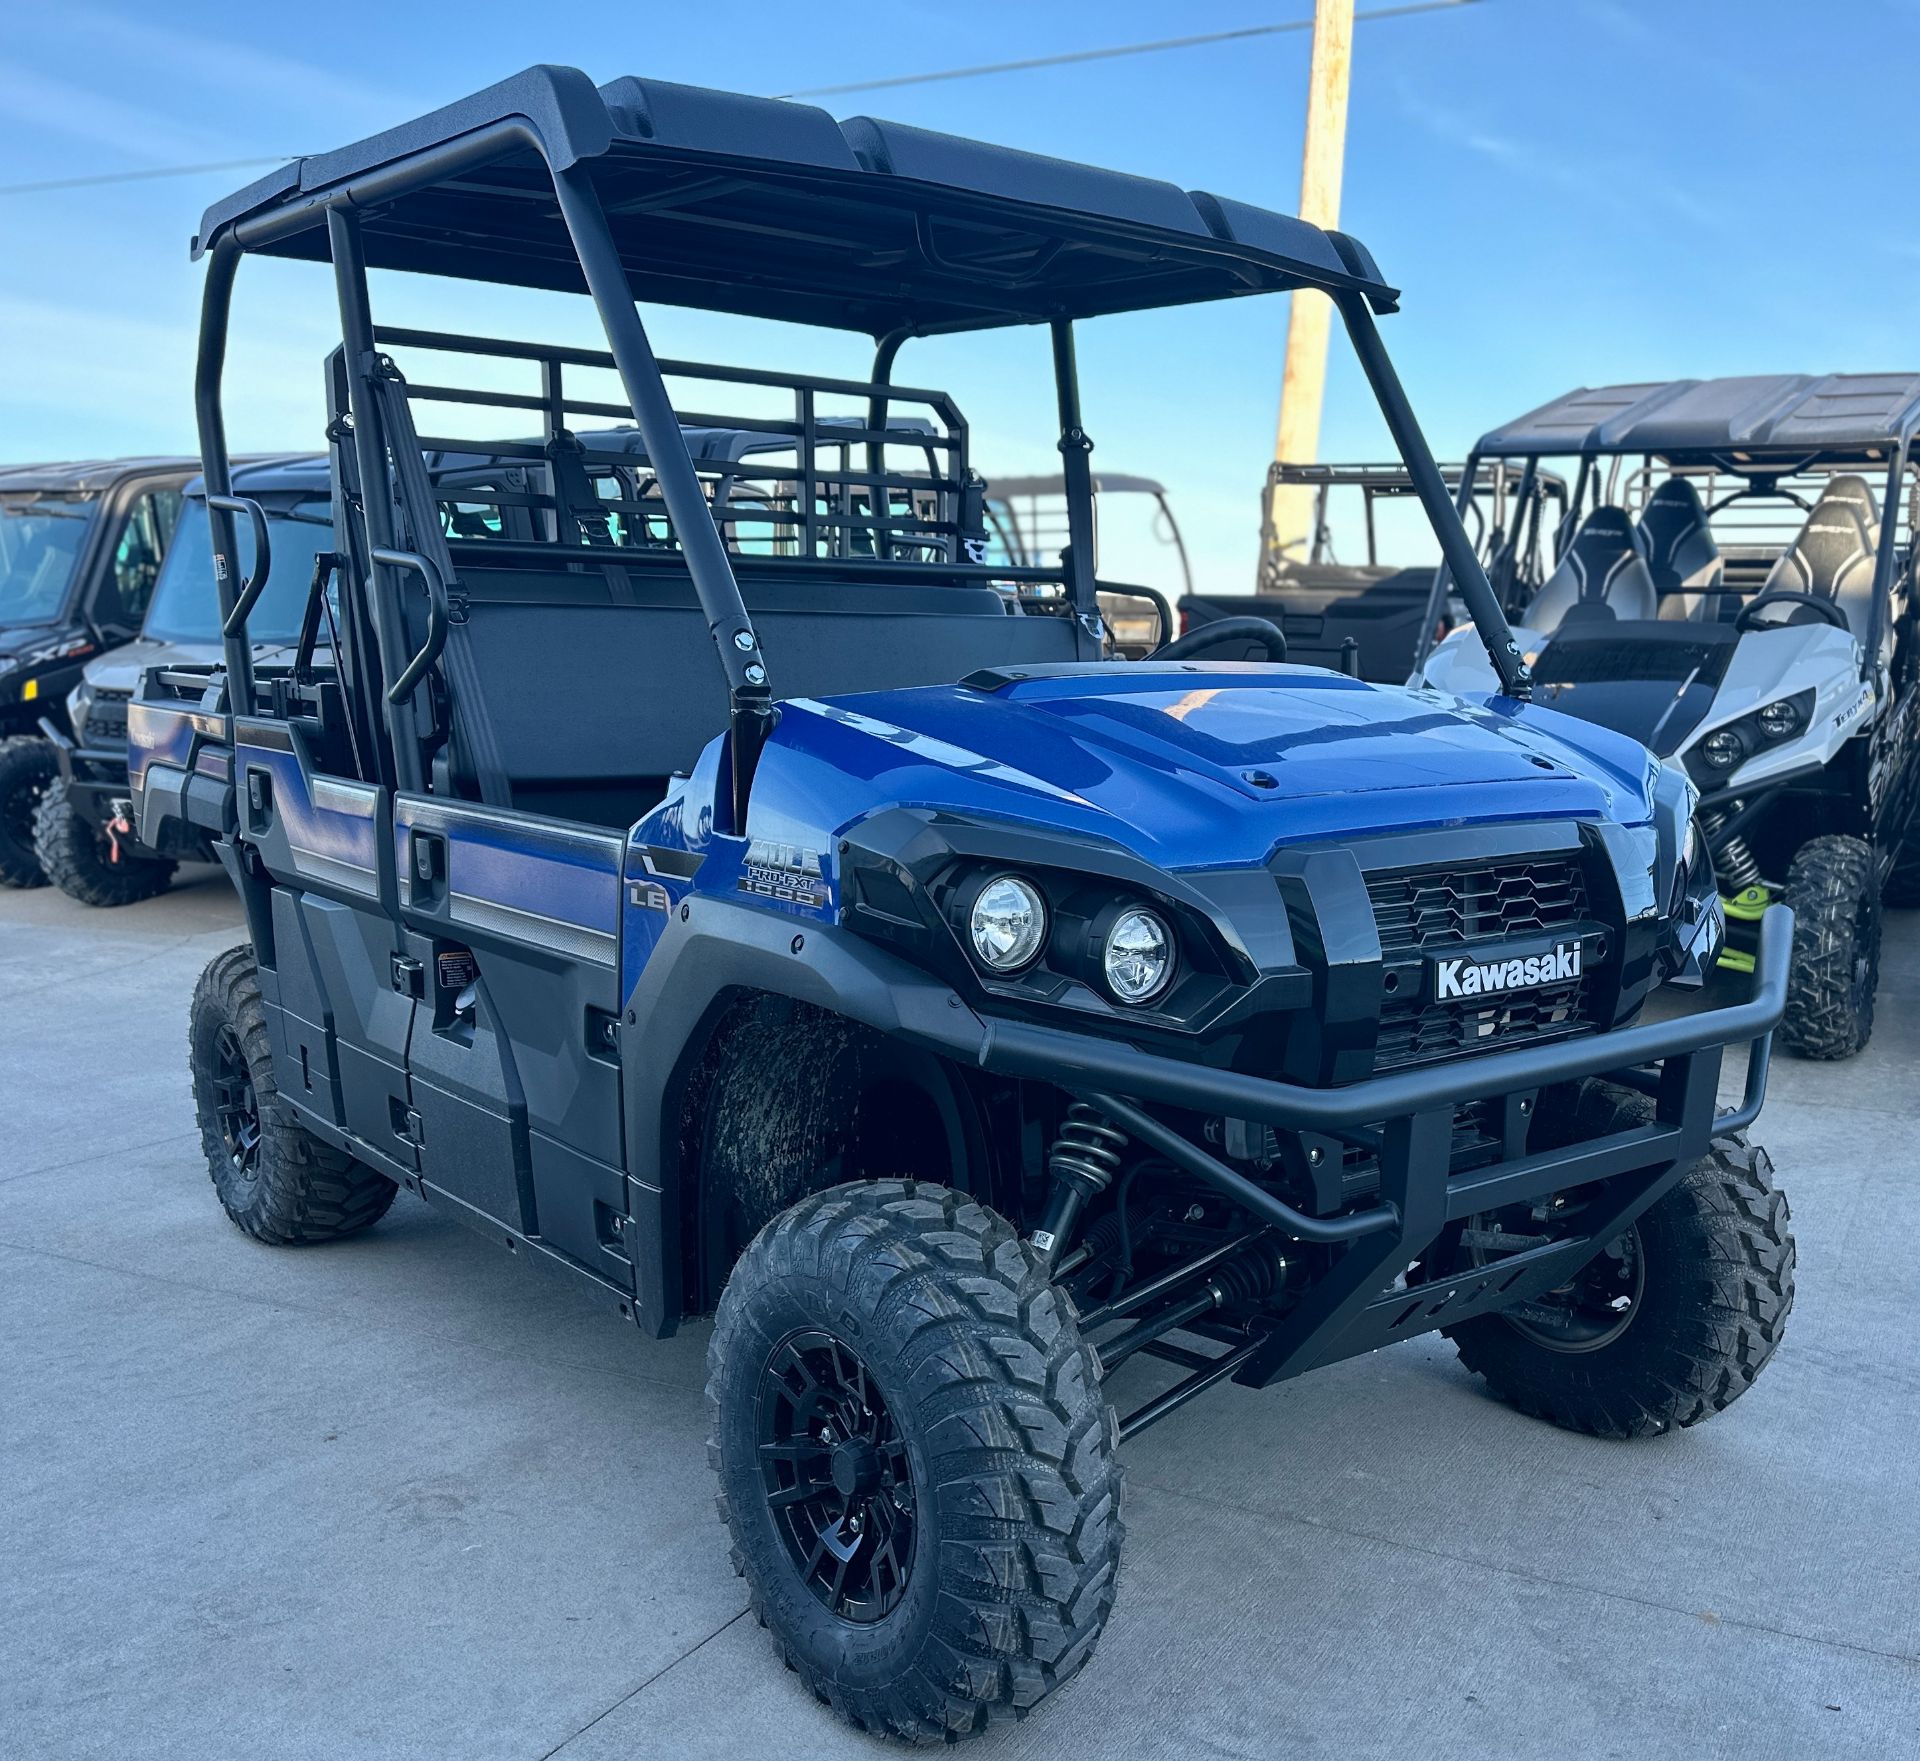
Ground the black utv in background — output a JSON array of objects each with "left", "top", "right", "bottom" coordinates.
[
  {"left": 0, "top": 457, "right": 192, "bottom": 886},
  {"left": 34, "top": 456, "right": 329, "bottom": 905}
]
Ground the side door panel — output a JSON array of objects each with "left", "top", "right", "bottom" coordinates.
[
  {"left": 233, "top": 719, "right": 417, "bottom": 1179},
  {"left": 393, "top": 794, "right": 630, "bottom": 1285}
]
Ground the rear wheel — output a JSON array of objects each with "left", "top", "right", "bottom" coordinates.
[
  {"left": 1447, "top": 1081, "right": 1794, "bottom": 1439},
  {"left": 1780, "top": 833, "right": 1880, "bottom": 1058},
  {"left": 33, "top": 777, "right": 174, "bottom": 907},
  {"left": 708, "top": 1180, "right": 1123, "bottom": 1743},
  {"left": 0, "top": 736, "right": 57, "bottom": 888},
  {"left": 189, "top": 945, "right": 397, "bottom": 1243}
]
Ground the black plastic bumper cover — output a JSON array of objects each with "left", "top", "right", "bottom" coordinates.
[{"left": 624, "top": 895, "right": 1789, "bottom": 1376}]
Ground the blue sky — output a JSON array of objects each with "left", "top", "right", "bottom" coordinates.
[{"left": 2, "top": 0, "right": 1915, "bottom": 592}]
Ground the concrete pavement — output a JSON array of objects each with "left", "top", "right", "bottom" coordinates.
[{"left": 2, "top": 870, "right": 1915, "bottom": 1759}]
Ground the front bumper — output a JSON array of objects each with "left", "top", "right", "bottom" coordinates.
[
  {"left": 967, "top": 904, "right": 1790, "bottom": 1387},
  {"left": 621, "top": 890, "right": 1789, "bottom": 1363}
]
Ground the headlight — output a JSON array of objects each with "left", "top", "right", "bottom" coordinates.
[
  {"left": 1102, "top": 907, "right": 1175, "bottom": 1003},
  {"left": 1682, "top": 816, "right": 1698, "bottom": 870},
  {"left": 1757, "top": 697, "right": 1802, "bottom": 739},
  {"left": 67, "top": 680, "right": 93, "bottom": 728},
  {"left": 1702, "top": 728, "right": 1743, "bottom": 769},
  {"left": 968, "top": 874, "right": 1047, "bottom": 972}
]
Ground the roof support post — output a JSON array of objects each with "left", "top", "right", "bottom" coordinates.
[
  {"left": 194, "top": 239, "right": 257, "bottom": 716},
  {"left": 328, "top": 207, "right": 425, "bottom": 796},
  {"left": 1339, "top": 292, "right": 1530, "bottom": 699},
  {"left": 1049, "top": 319, "right": 1102, "bottom": 644},
  {"left": 549, "top": 162, "right": 772, "bottom": 831},
  {"left": 1411, "top": 451, "right": 1479, "bottom": 671},
  {"left": 1866, "top": 440, "right": 1908, "bottom": 683}
]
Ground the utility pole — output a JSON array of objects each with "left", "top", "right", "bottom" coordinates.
[{"left": 1268, "top": 0, "right": 1356, "bottom": 562}]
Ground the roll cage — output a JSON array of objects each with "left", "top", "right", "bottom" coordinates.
[
  {"left": 191, "top": 66, "right": 1530, "bottom": 824},
  {"left": 1258, "top": 458, "right": 1568, "bottom": 595},
  {"left": 1418, "top": 374, "right": 1920, "bottom": 677}
]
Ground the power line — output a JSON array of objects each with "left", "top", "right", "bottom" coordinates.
[
  {"left": 0, "top": 154, "right": 296, "bottom": 197},
  {"left": 775, "top": 1, "right": 1482, "bottom": 99},
  {"left": 0, "top": 1, "right": 1483, "bottom": 198}
]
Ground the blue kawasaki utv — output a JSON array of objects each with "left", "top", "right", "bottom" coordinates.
[{"left": 130, "top": 69, "right": 1795, "bottom": 1742}]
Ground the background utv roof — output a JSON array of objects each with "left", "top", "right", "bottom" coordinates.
[
  {"left": 0, "top": 457, "right": 196, "bottom": 494},
  {"left": 1478, "top": 373, "right": 1920, "bottom": 461},
  {"left": 192, "top": 64, "right": 1396, "bottom": 335}
]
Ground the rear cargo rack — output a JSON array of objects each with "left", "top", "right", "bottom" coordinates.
[{"left": 371, "top": 326, "right": 988, "bottom": 567}]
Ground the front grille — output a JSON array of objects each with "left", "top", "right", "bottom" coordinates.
[
  {"left": 1367, "top": 855, "right": 1601, "bottom": 1072},
  {"left": 83, "top": 689, "right": 130, "bottom": 745}
]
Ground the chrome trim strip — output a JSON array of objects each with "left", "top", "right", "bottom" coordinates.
[
  {"left": 311, "top": 776, "right": 379, "bottom": 818},
  {"left": 400, "top": 794, "right": 622, "bottom": 864},
  {"left": 290, "top": 845, "right": 378, "bottom": 897},
  {"left": 448, "top": 890, "right": 617, "bottom": 965}
]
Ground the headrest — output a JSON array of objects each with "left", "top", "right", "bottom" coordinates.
[
  {"left": 1817, "top": 474, "right": 1880, "bottom": 545},
  {"left": 1569, "top": 506, "right": 1636, "bottom": 548},
  {"left": 1639, "top": 475, "right": 1708, "bottom": 531}
]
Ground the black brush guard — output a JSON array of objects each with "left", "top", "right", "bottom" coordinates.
[{"left": 962, "top": 904, "right": 1791, "bottom": 1399}]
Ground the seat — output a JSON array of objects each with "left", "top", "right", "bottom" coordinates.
[
  {"left": 1524, "top": 506, "right": 1659, "bottom": 632},
  {"left": 427, "top": 551, "right": 1085, "bottom": 826},
  {"left": 1634, "top": 477, "right": 1723, "bottom": 619},
  {"left": 1754, "top": 475, "right": 1882, "bottom": 643}
]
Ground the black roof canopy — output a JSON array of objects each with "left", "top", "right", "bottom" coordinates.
[
  {"left": 194, "top": 65, "right": 1395, "bottom": 336},
  {"left": 1477, "top": 374, "right": 1920, "bottom": 465}
]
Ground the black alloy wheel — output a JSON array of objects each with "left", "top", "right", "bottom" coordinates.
[
  {"left": 210, "top": 1022, "right": 263, "bottom": 1180},
  {"left": 757, "top": 1329, "right": 915, "bottom": 1624}
]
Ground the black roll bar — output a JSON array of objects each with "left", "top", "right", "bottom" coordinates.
[
  {"left": 548, "top": 162, "right": 773, "bottom": 832},
  {"left": 193, "top": 240, "right": 257, "bottom": 716},
  {"left": 1337, "top": 292, "right": 1531, "bottom": 699},
  {"left": 1865, "top": 439, "right": 1910, "bottom": 681},
  {"left": 1049, "top": 319, "right": 1101, "bottom": 633},
  {"left": 328, "top": 208, "right": 427, "bottom": 796},
  {"left": 1413, "top": 447, "right": 1482, "bottom": 671}
]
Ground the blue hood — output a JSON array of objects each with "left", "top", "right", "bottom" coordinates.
[{"left": 746, "top": 666, "right": 1658, "bottom": 871}]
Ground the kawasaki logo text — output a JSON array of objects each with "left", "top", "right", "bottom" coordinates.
[{"left": 1433, "top": 942, "right": 1581, "bottom": 1001}]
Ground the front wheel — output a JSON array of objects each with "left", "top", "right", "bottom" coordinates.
[
  {"left": 707, "top": 1180, "right": 1124, "bottom": 1743},
  {"left": 0, "top": 736, "right": 57, "bottom": 888},
  {"left": 1448, "top": 1081, "right": 1794, "bottom": 1438},
  {"left": 1780, "top": 832, "right": 1880, "bottom": 1058},
  {"left": 33, "top": 778, "right": 175, "bottom": 907}
]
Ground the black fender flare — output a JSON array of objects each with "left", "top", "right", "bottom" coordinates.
[{"left": 619, "top": 895, "right": 993, "bottom": 1334}]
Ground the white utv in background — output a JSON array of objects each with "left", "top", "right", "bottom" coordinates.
[{"left": 1417, "top": 374, "right": 1920, "bottom": 1058}]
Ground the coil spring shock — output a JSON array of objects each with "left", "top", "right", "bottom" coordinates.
[
  {"left": 1701, "top": 806, "right": 1763, "bottom": 891},
  {"left": 1033, "top": 1104, "right": 1129, "bottom": 1262}
]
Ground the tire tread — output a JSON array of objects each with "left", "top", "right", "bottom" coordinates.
[{"left": 707, "top": 1180, "right": 1123, "bottom": 1745}]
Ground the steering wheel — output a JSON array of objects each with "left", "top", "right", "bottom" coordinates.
[
  {"left": 1736, "top": 590, "right": 1850, "bottom": 634},
  {"left": 1150, "top": 616, "right": 1289, "bottom": 664}
]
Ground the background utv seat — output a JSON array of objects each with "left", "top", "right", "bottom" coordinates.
[
  {"left": 1634, "top": 477, "right": 1725, "bottom": 620},
  {"left": 1525, "top": 506, "right": 1659, "bottom": 632},
  {"left": 1754, "top": 475, "right": 1882, "bottom": 644}
]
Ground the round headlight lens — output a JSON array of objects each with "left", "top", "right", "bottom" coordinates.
[
  {"left": 1757, "top": 698, "right": 1802, "bottom": 740},
  {"left": 1702, "top": 728, "right": 1743, "bottom": 770},
  {"left": 969, "top": 874, "right": 1047, "bottom": 972},
  {"left": 1103, "top": 908, "right": 1175, "bottom": 1004}
]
